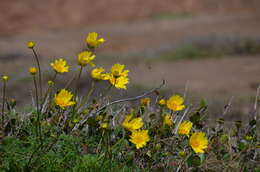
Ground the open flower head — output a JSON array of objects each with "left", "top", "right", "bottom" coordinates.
[
  {"left": 164, "top": 113, "right": 173, "bottom": 126},
  {"left": 129, "top": 130, "right": 150, "bottom": 149},
  {"left": 54, "top": 89, "right": 76, "bottom": 109},
  {"left": 167, "top": 95, "right": 185, "bottom": 111},
  {"left": 109, "top": 76, "right": 129, "bottom": 89},
  {"left": 29, "top": 67, "right": 37, "bottom": 75},
  {"left": 27, "top": 41, "right": 35, "bottom": 49},
  {"left": 122, "top": 114, "right": 143, "bottom": 132},
  {"left": 189, "top": 132, "right": 208, "bottom": 153},
  {"left": 178, "top": 121, "right": 193, "bottom": 135},
  {"left": 78, "top": 51, "right": 96, "bottom": 67},
  {"left": 50, "top": 59, "right": 69, "bottom": 73},
  {"left": 100, "top": 122, "right": 108, "bottom": 129},
  {"left": 111, "top": 64, "right": 129, "bottom": 78},
  {"left": 141, "top": 97, "right": 150, "bottom": 106},
  {"left": 91, "top": 67, "right": 110, "bottom": 80},
  {"left": 2, "top": 75, "right": 9, "bottom": 81},
  {"left": 86, "top": 32, "right": 105, "bottom": 48}
]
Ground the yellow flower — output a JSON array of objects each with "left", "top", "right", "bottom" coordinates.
[
  {"left": 2, "top": 75, "right": 9, "bottom": 81},
  {"left": 78, "top": 51, "right": 96, "bottom": 67},
  {"left": 100, "top": 122, "right": 108, "bottom": 129},
  {"left": 109, "top": 76, "right": 129, "bottom": 89},
  {"left": 29, "top": 67, "right": 37, "bottom": 75},
  {"left": 122, "top": 114, "right": 144, "bottom": 132},
  {"left": 129, "top": 130, "right": 150, "bottom": 149},
  {"left": 27, "top": 41, "right": 36, "bottom": 49},
  {"left": 167, "top": 95, "right": 185, "bottom": 111},
  {"left": 158, "top": 99, "right": 166, "bottom": 105},
  {"left": 86, "top": 32, "right": 105, "bottom": 48},
  {"left": 141, "top": 98, "right": 150, "bottom": 106},
  {"left": 178, "top": 121, "right": 193, "bottom": 135},
  {"left": 164, "top": 113, "right": 173, "bottom": 126},
  {"left": 110, "top": 64, "right": 129, "bottom": 78},
  {"left": 50, "top": 59, "right": 69, "bottom": 73},
  {"left": 54, "top": 89, "right": 76, "bottom": 109},
  {"left": 91, "top": 67, "right": 110, "bottom": 80},
  {"left": 189, "top": 132, "right": 208, "bottom": 153}
]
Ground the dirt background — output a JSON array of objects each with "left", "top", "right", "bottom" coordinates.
[{"left": 0, "top": 0, "right": 260, "bottom": 116}]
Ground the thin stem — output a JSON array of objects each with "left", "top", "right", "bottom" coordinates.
[
  {"left": 1, "top": 82, "right": 6, "bottom": 128},
  {"left": 40, "top": 73, "right": 57, "bottom": 112},
  {"left": 33, "top": 75, "right": 41, "bottom": 142},
  {"left": 75, "top": 66, "right": 83, "bottom": 95},
  {"left": 78, "top": 81, "right": 95, "bottom": 109},
  {"left": 32, "top": 48, "right": 43, "bottom": 100},
  {"left": 72, "top": 80, "right": 165, "bottom": 131}
]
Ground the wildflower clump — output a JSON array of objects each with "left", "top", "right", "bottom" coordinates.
[
  {"left": 51, "top": 58, "right": 69, "bottom": 73},
  {"left": 0, "top": 31, "right": 259, "bottom": 172},
  {"left": 54, "top": 89, "right": 75, "bottom": 109}
]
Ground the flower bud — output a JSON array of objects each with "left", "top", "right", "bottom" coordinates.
[
  {"left": 29, "top": 67, "right": 37, "bottom": 75},
  {"left": 27, "top": 41, "right": 36, "bottom": 49},
  {"left": 2, "top": 75, "right": 9, "bottom": 81}
]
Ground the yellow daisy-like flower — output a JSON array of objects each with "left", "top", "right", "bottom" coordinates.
[
  {"left": 129, "top": 130, "right": 150, "bottom": 149},
  {"left": 109, "top": 76, "right": 129, "bottom": 89},
  {"left": 54, "top": 89, "right": 76, "bottom": 109},
  {"left": 29, "top": 67, "right": 37, "bottom": 75},
  {"left": 100, "top": 122, "right": 108, "bottom": 129},
  {"left": 122, "top": 114, "right": 144, "bottom": 132},
  {"left": 189, "top": 132, "right": 208, "bottom": 153},
  {"left": 141, "top": 97, "right": 150, "bottom": 106},
  {"left": 91, "top": 67, "right": 110, "bottom": 81},
  {"left": 50, "top": 59, "right": 69, "bottom": 73},
  {"left": 2, "top": 75, "right": 9, "bottom": 81},
  {"left": 111, "top": 64, "right": 129, "bottom": 78},
  {"left": 27, "top": 41, "right": 36, "bottom": 49},
  {"left": 178, "top": 121, "right": 193, "bottom": 136},
  {"left": 164, "top": 113, "right": 173, "bottom": 126},
  {"left": 167, "top": 95, "right": 185, "bottom": 111},
  {"left": 86, "top": 32, "right": 105, "bottom": 48},
  {"left": 78, "top": 51, "right": 96, "bottom": 67},
  {"left": 158, "top": 99, "right": 166, "bottom": 105}
]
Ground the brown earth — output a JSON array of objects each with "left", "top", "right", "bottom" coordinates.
[
  {"left": 1, "top": 0, "right": 259, "bottom": 35},
  {"left": 0, "top": 1, "right": 260, "bottom": 111}
]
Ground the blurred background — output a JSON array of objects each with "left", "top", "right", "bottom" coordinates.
[{"left": 0, "top": 0, "right": 260, "bottom": 120}]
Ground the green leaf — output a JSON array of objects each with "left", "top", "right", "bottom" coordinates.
[{"left": 187, "top": 155, "right": 201, "bottom": 167}]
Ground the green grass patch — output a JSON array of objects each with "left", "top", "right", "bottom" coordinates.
[{"left": 156, "top": 38, "right": 260, "bottom": 61}]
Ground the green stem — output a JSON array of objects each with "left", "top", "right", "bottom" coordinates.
[
  {"left": 32, "top": 48, "right": 43, "bottom": 101},
  {"left": 78, "top": 81, "right": 95, "bottom": 109},
  {"left": 40, "top": 73, "right": 57, "bottom": 112},
  {"left": 75, "top": 66, "right": 83, "bottom": 95},
  {"left": 1, "top": 82, "right": 6, "bottom": 128},
  {"left": 33, "top": 75, "right": 42, "bottom": 142}
]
